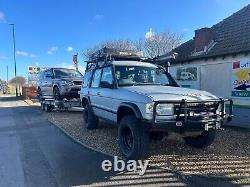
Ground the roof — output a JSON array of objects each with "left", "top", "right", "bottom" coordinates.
[
  {"left": 171, "top": 4, "right": 250, "bottom": 63},
  {"left": 112, "top": 61, "right": 158, "bottom": 68}
]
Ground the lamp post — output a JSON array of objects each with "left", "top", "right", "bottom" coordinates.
[
  {"left": 6, "top": 65, "right": 8, "bottom": 82},
  {"left": 9, "top": 23, "right": 18, "bottom": 97}
]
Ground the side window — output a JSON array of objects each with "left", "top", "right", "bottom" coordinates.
[
  {"left": 44, "top": 69, "right": 52, "bottom": 78},
  {"left": 91, "top": 69, "right": 102, "bottom": 88},
  {"left": 83, "top": 71, "right": 90, "bottom": 87},
  {"left": 101, "top": 67, "right": 113, "bottom": 84}
]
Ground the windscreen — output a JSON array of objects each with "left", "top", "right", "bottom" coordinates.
[
  {"left": 115, "top": 65, "right": 177, "bottom": 87},
  {"left": 54, "top": 68, "right": 82, "bottom": 78}
]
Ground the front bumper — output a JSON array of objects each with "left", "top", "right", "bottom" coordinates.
[
  {"left": 60, "top": 85, "right": 81, "bottom": 98},
  {"left": 145, "top": 99, "right": 233, "bottom": 134}
]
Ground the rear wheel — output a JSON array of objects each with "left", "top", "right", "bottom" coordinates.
[
  {"left": 118, "top": 115, "right": 150, "bottom": 160},
  {"left": 184, "top": 129, "right": 216, "bottom": 148},
  {"left": 83, "top": 102, "right": 98, "bottom": 129},
  {"left": 44, "top": 104, "right": 53, "bottom": 112},
  {"left": 37, "top": 88, "right": 42, "bottom": 101}
]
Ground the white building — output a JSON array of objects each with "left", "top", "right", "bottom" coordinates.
[{"left": 164, "top": 5, "right": 250, "bottom": 106}]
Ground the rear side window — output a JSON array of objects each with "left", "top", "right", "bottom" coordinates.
[
  {"left": 44, "top": 69, "right": 53, "bottom": 78},
  {"left": 91, "top": 69, "right": 102, "bottom": 88},
  {"left": 83, "top": 71, "right": 91, "bottom": 87}
]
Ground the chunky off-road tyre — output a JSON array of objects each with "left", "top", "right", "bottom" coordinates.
[
  {"left": 118, "top": 115, "right": 150, "bottom": 160},
  {"left": 184, "top": 129, "right": 216, "bottom": 148},
  {"left": 53, "top": 87, "right": 62, "bottom": 101},
  {"left": 83, "top": 102, "right": 98, "bottom": 129}
]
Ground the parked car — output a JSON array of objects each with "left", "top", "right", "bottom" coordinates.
[
  {"left": 80, "top": 48, "right": 233, "bottom": 160},
  {"left": 37, "top": 68, "right": 83, "bottom": 100}
]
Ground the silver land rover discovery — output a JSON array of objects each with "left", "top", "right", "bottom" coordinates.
[{"left": 80, "top": 48, "right": 233, "bottom": 160}]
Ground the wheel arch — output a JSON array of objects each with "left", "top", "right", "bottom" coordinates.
[
  {"left": 117, "top": 102, "right": 142, "bottom": 123},
  {"left": 53, "top": 84, "right": 59, "bottom": 92},
  {"left": 81, "top": 97, "right": 89, "bottom": 107}
]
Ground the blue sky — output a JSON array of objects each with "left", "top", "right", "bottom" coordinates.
[{"left": 0, "top": 0, "right": 250, "bottom": 80}]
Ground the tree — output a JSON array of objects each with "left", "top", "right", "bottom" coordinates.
[
  {"left": 9, "top": 76, "right": 26, "bottom": 86},
  {"left": 142, "top": 31, "right": 182, "bottom": 58},
  {"left": 83, "top": 30, "right": 182, "bottom": 60}
]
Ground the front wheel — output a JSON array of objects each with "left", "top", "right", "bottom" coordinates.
[
  {"left": 53, "top": 87, "right": 62, "bottom": 101},
  {"left": 184, "top": 129, "right": 216, "bottom": 148},
  {"left": 118, "top": 115, "right": 150, "bottom": 160}
]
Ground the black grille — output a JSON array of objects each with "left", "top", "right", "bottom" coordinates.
[
  {"left": 175, "top": 102, "right": 219, "bottom": 114},
  {"left": 73, "top": 81, "right": 82, "bottom": 85}
]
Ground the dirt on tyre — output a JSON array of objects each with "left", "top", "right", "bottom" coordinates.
[
  {"left": 184, "top": 129, "right": 216, "bottom": 148},
  {"left": 83, "top": 102, "right": 98, "bottom": 129},
  {"left": 118, "top": 115, "right": 150, "bottom": 160}
]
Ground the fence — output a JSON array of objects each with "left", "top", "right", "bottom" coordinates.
[{"left": 22, "top": 86, "right": 37, "bottom": 99}]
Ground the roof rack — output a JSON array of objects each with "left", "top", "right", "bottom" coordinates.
[{"left": 85, "top": 47, "right": 146, "bottom": 71}]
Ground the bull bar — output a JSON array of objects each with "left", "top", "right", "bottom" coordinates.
[{"left": 152, "top": 98, "right": 233, "bottom": 127}]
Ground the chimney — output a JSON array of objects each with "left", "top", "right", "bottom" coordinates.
[{"left": 194, "top": 28, "right": 214, "bottom": 52}]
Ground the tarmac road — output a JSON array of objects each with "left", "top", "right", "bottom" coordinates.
[{"left": 0, "top": 96, "right": 236, "bottom": 187}]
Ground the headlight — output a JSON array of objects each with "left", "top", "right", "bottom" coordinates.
[
  {"left": 145, "top": 103, "right": 154, "bottom": 114},
  {"left": 156, "top": 104, "right": 174, "bottom": 116},
  {"left": 61, "top": 80, "right": 74, "bottom": 86}
]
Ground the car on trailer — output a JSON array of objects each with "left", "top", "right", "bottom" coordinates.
[
  {"left": 80, "top": 47, "right": 233, "bottom": 160},
  {"left": 37, "top": 67, "right": 83, "bottom": 112}
]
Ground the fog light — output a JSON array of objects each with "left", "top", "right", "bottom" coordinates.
[{"left": 189, "top": 111, "right": 194, "bottom": 116}]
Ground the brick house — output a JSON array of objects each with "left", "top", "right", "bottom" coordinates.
[{"left": 163, "top": 5, "right": 250, "bottom": 106}]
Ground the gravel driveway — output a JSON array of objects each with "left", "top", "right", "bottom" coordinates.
[{"left": 42, "top": 109, "right": 250, "bottom": 184}]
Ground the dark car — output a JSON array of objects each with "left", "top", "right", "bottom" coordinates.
[{"left": 37, "top": 68, "right": 83, "bottom": 100}]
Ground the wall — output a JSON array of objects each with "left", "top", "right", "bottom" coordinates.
[{"left": 170, "top": 54, "right": 250, "bottom": 106}]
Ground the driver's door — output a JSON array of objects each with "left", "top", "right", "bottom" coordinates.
[{"left": 97, "top": 66, "right": 116, "bottom": 122}]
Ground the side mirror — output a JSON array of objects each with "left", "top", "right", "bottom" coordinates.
[{"left": 100, "top": 81, "right": 113, "bottom": 89}]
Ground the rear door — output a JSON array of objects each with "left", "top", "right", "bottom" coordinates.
[
  {"left": 43, "top": 69, "right": 53, "bottom": 96},
  {"left": 89, "top": 68, "right": 103, "bottom": 117}
]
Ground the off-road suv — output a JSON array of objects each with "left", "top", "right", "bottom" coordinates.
[{"left": 80, "top": 48, "right": 233, "bottom": 160}]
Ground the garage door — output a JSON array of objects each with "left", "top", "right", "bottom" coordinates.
[{"left": 201, "top": 63, "right": 231, "bottom": 98}]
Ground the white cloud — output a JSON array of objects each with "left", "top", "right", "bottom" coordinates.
[
  {"left": 145, "top": 28, "right": 155, "bottom": 39},
  {"left": 54, "top": 63, "right": 86, "bottom": 74},
  {"left": 29, "top": 54, "right": 37, "bottom": 58},
  {"left": 0, "top": 11, "right": 6, "bottom": 23},
  {"left": 16, "top": 51, "right": 28, "bottom": 57},
  {"left": 183, "top": 28, "right": 189, "bottom": 32},
  {"left": 93, "top": 14, "right": 104, "bottom": 20},
  {"left": 0, "top": 55, "right": 7, "bottom": 60},
  {"left": 66, "top": 46, "right": 74, "bottom": 52},
  {"left": 47, "top": 46, "right": 58, "bottom": 55},
  {"left": 16, "top": 50, "right": 37, "bottom": 58}
]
